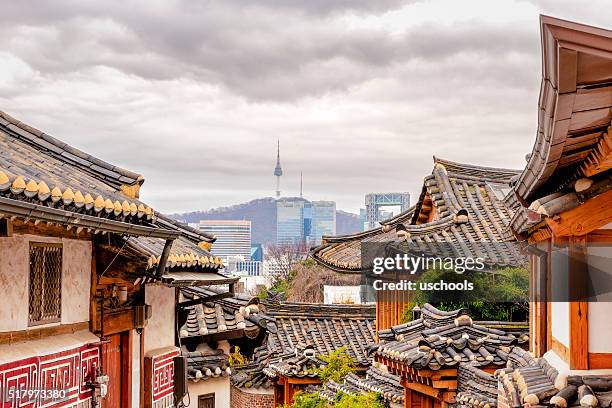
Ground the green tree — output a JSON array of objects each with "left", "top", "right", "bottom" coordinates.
[
  {"left": 401, "top": 267, "right": 529, "bottom": 322},
  {"left": 317, "top": 347, "right": 356, "bottom": 383},
  {"left": 287, "top": 392, "right": 327, "bottom": 408},
  {"left": 334, "top": 392, "right": 387, "bottom": 408}
]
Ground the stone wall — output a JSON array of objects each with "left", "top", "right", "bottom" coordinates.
[{"left": 230, "top": 385, "right": 274, "bottom": 408}]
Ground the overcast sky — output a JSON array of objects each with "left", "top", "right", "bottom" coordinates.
[{"left": 1, "top": 0, "right": 610, "bottom": 214}]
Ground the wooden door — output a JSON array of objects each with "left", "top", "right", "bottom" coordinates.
[
  {"left": 198, "top": 393, "right": 215, "bottom": 408},
  {"left": 104, "top": 333, "right": 122, "bottom": 408}
]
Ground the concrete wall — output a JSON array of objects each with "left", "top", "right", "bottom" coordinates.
[
  {"left": 144, "top": 284, "right": 175, "bottom": 353},
  {"left": 187, "top": 377, "right": 230, "bottom": 408},
  {"left": 0, "top": 234, "right": 91, "bottom": 332}
]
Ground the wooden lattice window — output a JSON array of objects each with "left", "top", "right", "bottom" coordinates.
[
  {"left": 28, "top": 243, "right": 62, "bottom": 326},
  {"left": 198, "top": 393, "right": 215, "bottom": 408}
]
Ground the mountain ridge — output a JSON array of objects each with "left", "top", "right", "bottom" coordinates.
[{"left": 169, "top": 197, "right": 361, "bottom": 246}]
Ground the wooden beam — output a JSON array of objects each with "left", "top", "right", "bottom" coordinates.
[
  {"left": 588, "top": 353, "right": 612, "bottom": 369},
  {"left": 552, "top": 336, "right": 570, "bottom": 364},
  {"left": 432, "top": 380, "right": 457, "bottom": 390},
  {"left": 406, "top": 381, "right": 441, "bottom": 399},
  {"left": 287, "top": 377, "right": 320, "bottom": 385},
  {"left": 0, "top": 322, "right": 89, "bottom": 344},
  {"left": 546, "top": 188, "right": 612, "bottom": 237},
  {"left": 103, "top": 309, "right": 135, "bottom": 335}
]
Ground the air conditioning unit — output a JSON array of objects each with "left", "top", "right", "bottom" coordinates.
[
  {"left": 173, "top": 356, "right": 187, "bottom": 401},
  {"left": 134, "top": 304, "right": 152, "bottom": 329}
]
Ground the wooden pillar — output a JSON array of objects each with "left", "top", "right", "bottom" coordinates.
[
  {"left": 404, "top": 379, "right": 412, "bottom": 408},
  {"left": 568, "top": 236, "right": 589, "bottom": 369},
  {"left": 284, "top": 381, "right": 292, "bottom": 406}
]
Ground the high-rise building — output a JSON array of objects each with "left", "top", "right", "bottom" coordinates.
[
  {"left": 310, "top": 201, "right": 336, "bottom": 245},
  {"left": 276, "top": 198, "right": 336, "bottom": 245},
  {"left": 364, "top": 192, "right": 410, "bottom": 229},
  {"left": 276, "top": 198, "right": 306, "bottom": 245},
  {"left": 195, "top": 220, "right": 252, "bottom": 260}
]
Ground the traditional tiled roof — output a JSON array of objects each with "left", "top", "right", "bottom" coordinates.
[
  {"left": 378, "top": 304, "right": 529, "bottom": 345},
  {"left": 312, "top": 158, "right": 524, "bottom": 272},
  {"left": 100, "top": 214, "right": 228, "bottom": 286},
  {"left": 374, "top": 304, "right": 526, "bottom": 371},
  {"left": 498, "top": 346, "right": 612, "bottom": 407},
  {"left": 497, "top": 347, "right": 559, "bottom": 406},
  {"left": 179, "top": 288, "right": 274, "bottom": 341},
  {"left": 231, "top": 302, "right": 376, "bottom": 387},
  {"left": 510, "top": 17, "right": 612, "bottom": 235},
  {"left": 0, "top": 110, "right": 229, "bottom": 281},
  {"left": 263, "top": 344, "right": 325, "bottom": 379},
  {"left": 456, "top": 363, "right": 498, "bottom": 408},
  {"left": 184, "top": 348, "right": 232, "bottom": 381},
  {"left": 0, "top": 110, "right": 156, "bottom": 226},
  {"left": 264, "top": 302, "right": 376, "bottom": 366},
  {"left": 314, "top": 366, "right": 404, "bottom": 405}
]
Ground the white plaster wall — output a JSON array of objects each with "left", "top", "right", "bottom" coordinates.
[
  {"left": 586, "top": 245, "right": 612, "bottom": 352},
  {"left": 588, "top": 302, "right": 612, "bottom": 352},
  {"left": 0, "top": 234, "right": 91, "bottom": 332},
  {"left": 61, "top": 239, "right": 91, "bottom": 324},
  {"left": 551, "top": 247, "right": 569, "bottom": 347},
  {"left": 0, "top": 235, "right": 29, "bottom": 331},
  {"left": 186, "top": 377, "right": 230, "bottom": 408},
  {"left": 551, "top": 302, "right": 569, "bottom": 347},
  {"left": 587, "top": 245, "right": 612, "bottom": 302},
  {"left": 144, "top": 284, "right": 175, "bottom": 353},
  {"left": 132, "top": 330, "right": 141, "bottom": 408}
]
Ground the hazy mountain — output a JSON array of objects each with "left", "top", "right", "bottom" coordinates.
[{"left": 169, "top": 197, "right": 361, "bottom": 245}]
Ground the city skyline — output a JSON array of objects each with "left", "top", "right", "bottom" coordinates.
[{"left": 1, "top": 1, "right": 611, "bottom": 215}]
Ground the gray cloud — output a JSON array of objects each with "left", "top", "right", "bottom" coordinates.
[{"left": 0, "top": 0, "right": 610, "bottom": 214}]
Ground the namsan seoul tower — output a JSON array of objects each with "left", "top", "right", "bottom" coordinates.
[{"left": 274, "top": 139, "right": 283, "bottom": 198}]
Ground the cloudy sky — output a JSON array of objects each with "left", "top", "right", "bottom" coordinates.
[{"left": 1, "top": 0, "right": 610, "bottom": 214}]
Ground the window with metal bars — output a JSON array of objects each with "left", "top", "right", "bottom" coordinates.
[{"left": 28, "top": 243, "right": 62, "bottom": 326}]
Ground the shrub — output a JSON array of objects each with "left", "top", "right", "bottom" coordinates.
[
  {"left": 400, "top": 267, "right": 529, "bottom": 322},
  {"left": 287, "top": 391, "right": 327, "bottom": 408},
  {"left": 317, "top": 347, "right": 356, "bottom": 383},
  {"left": 334, "top": 392, "right": 387, "bottom": 408}
]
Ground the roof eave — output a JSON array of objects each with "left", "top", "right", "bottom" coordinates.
[{"left": 0, "top": 196, "right": 179, "bottom": 239}]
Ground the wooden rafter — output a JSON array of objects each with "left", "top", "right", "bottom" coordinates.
[{"left": 581, "top": 126, "right": 612, "bottom": 177}]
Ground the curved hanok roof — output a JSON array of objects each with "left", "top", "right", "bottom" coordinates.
[
  {"left": 231, "top": 302, "right": 376, "bottom": 387},
  {"left": 179, "top": 287, "right": 272, "bottom": 341},
  {"left": 184, "top": 348, "right": 232, "bottom": 381},
  {"left": 0, "top": 110, "right": 155, "bottom": 226},
  {"left": 511, "top": 16, "right": 612, "bottom": 235},
  {"left": 373, "top": 304, "right": 526, "bottom": 371},
  {"left": 264, "top": 302, "right": 376, "bottom": 366},
  {"left": 312, "top": 157, "right": 523, "bottom": 272},
  {"left": 0, "top": 109, "right": 221, "bottom": 270},
  {"left": 314, "top": 366, "right": 404, "bottom": 405}
]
